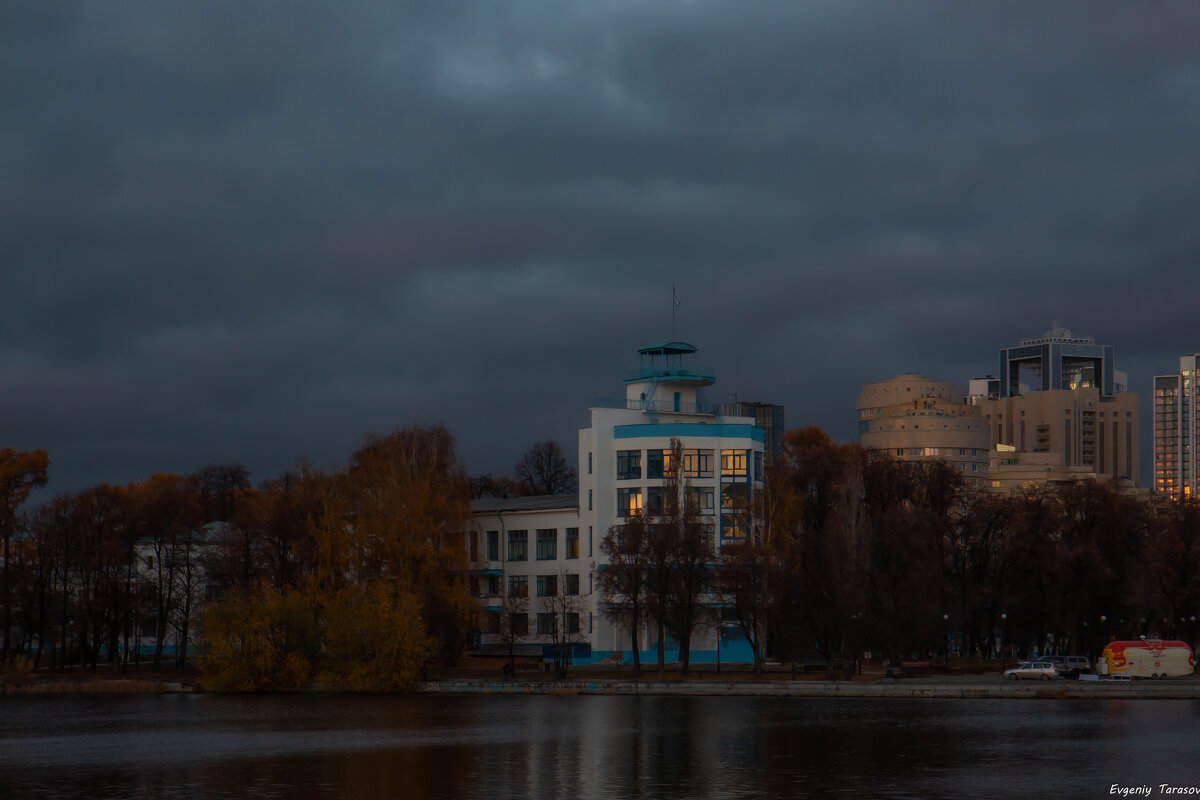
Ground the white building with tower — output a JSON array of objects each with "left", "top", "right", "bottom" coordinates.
[{"left": 465, "top": 341, "right": 767, "bottom": 665}]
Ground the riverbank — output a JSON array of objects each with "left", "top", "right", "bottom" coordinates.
[
  {"left": 6, "top": 666, "right": 1199, "bottom": 698},
  {"left": 0, "top": 677, "right": 194, "bottom": 694},
  {"left": 422, "top": 675, "right": 1200, "bottom": 699}
]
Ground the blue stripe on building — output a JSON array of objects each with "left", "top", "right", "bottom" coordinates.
[{"left": 613, "top": 423, "right": 765, "bottom": 443}]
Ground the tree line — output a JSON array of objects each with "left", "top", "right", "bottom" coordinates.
[
  {"left": 6, "top": 422, "right": 1200, "bottom": 687},
  {"left": 0, "top": 427, "right": 476, "bottom": 691},
  {"left": 599, "top": 428, "right": 1200, "bottom": 675}
]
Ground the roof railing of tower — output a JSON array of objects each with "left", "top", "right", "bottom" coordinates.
[
  {"left": 622, "top": 365, "right": 716, "bottom": 382},
  {"left": 637, "top": 341, "right": 697, "bottom": 356},
  {"left": 589, "top": 397, "right": 720, "bottom": 415},
  {"left": 1017, "top": 325, "right": 1096, "bottom": 346}
]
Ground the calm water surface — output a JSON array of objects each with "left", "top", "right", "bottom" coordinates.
[{"left": 2, "top": 693, "right": 1199, "bottom": 799}]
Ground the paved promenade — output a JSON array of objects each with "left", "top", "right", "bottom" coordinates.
[{"left": 422, "top": 676, "right": 1200, "bottom": 700}]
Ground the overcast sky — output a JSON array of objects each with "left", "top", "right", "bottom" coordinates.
[{"left": 2, "top": 1, "right": 1198, "bottom": 493}]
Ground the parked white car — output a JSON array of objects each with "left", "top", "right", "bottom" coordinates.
[{"left": 1004, "top": 661, "right": 1056, "bottom": 681}]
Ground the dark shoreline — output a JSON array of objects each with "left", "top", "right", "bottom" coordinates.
[
  {"left": 6, "top": 673, "right": 1199, "bottom": 699},
  {"left": 422, "top": 676, "right": 1200, "bottom": 700}
]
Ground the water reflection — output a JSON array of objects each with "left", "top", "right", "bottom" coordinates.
[{"left": 2, "top": 694, "right": 1200, "bottom": 799}]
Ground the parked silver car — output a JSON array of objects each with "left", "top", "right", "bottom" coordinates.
[{"left": 1003, "top": 661, "right": 1056, "bottom": 680}]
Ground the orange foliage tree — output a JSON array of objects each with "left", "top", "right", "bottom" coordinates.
[
  {"left": 0, "top": 448, "right": 49, "bottom": 664},
  {"left": 345, "top": 425, "right": 474, "bottom": 660}
]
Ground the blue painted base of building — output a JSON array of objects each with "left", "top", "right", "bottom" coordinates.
[{"left": 577, "top": 639, "right": 756, "bottom": 666}]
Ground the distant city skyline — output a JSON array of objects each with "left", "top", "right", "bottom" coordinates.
[{"left": 2, "top": 2, "right": 1196, "bottom": 494}]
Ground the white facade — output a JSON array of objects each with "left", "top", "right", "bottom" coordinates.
[{"left": 468, "top": 341, "right": 766, "bottom": 664}]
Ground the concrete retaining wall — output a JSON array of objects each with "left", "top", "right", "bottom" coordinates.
[{"left": 422, "top": 679, "right": 1200, "bottom": 700}]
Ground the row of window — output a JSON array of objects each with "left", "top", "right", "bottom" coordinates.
[
  {"left": 507, "top": 573, "right": 581, "bottom": 597},
  {"left": 612, "top": 518, "right": 748, "bottom": 544},
  {"left": 497, "top": 528, "right": 580, "bottom": 562},
  {"left": 615, "top": 449, "right": 762, "bottom": 480},
  {"left": 487, "top": 612, "right": 583, "bottom": 636},
  {"left": 615, "top": 484, "right": 750, "bottom": 517}
]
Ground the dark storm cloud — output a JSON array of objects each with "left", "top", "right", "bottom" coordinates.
[{"left": 2, "top": 0, "right": 1198, "bottom": 491}]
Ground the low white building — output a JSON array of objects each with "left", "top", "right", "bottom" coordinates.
[{"left": 468, "top": 341, "right": 766, "bottom": 665}]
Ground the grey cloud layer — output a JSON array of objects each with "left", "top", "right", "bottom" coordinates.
[{"left": 2, "top": 1, "right": 1197, "bottom": 490}]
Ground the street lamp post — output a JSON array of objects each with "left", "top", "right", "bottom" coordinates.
[{"left": 1001, "top": 612, "right": 1009, "bottom": 670}]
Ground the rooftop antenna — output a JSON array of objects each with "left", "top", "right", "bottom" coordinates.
[{"left": 672, "top": 284, "right": 680, "bottom": 339}]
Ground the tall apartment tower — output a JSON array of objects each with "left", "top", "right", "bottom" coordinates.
[
  {"left": 979, "top": 327, "right": 1139, "bottom": 485},
  {"left": 1153, "top": 354, "right": 1200, "bottom": 498},
  {"left": 719, "top": 400, "right": 785, "bottom": 466}
]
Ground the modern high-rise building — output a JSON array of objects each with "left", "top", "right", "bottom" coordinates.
[
  {"left": 856, "top": 374, "right": 990, "bottom": 484},
  {"left": 719, "top": 400, "right": 785, "bottom": 466},
  {"left": 998, "top": 323, "right": 1116, "bottom": 398},
  {"left": 979, "top": 327, "right": 1139, "bottom": 485},
  {"left": 465, "top": 340, "right": 765, "bottom": 665},
  {"left": 1153, "top": 354, "right": 1200, "bottom": 498}
]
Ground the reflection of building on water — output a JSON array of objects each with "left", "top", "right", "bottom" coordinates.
[{"left": 466, "top": 341, "right": 776, "bottom": 665}]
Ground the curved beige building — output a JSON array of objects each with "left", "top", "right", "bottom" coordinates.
[{"left": 856, "top": 375, "right": 990, "bottom": 485}]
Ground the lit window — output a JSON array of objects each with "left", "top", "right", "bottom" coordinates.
[
  {"left": 721, "top": 450, "right": 748, "bottom": 477},
  {"left": 617, "top": 488, "right": 642, "bottom": 517},
  {"left": 683, "top": 449, "right": 714, "bottom": 478},
  {"left": 647, "top": 449, "right": 673, "bottom": 478}
]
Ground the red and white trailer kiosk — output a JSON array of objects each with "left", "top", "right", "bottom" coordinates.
[{"left": 1097, "top": 640, "right": 1194, "bottom": 679}]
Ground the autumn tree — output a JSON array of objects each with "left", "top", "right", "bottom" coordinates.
[
  {"left": 127, "top": 474, "right": 196, "bottom": 670},
  {"left": 947, "top": 492, "right": 1010, "bottom": 659},
  {"left": 539, "top": 568, "right": 585, "bottom": 679},
  {"left": 0, "top": 448, "right": 49, "bottom": 663},
  {"left": 770, "top": 428, "right": 862, "bottom": 664},
  {"left": 498, "top": 580, "right": 530, "bottom": 676},
  {"left": 1055, "top": 480, "right": 1145, "bottom": 654},
  {"left": 659, "top": 476, "right": 714, "bottom": 675},
  {"left": 598, "top": 513, "right": 651, "bottom": 676},
  {"left": 319, "top": 583, "right": 437, "bottom": 691},
  {"left": 346, "top": 425, "right": 474, "bottom": 659},
  {"left": 190, "top": 464, "right": 251, "bottom": 525},
  {"left": 198, "top": 581, "right": 318, "bottom": 691},
  {"left": 468, "top": 474, "right": 529, "bottom": 500},
  {"left": 635, "top": 438, "right": 715, "bottom": 675},
  {"left": 715, "top": 539, "right": 773, "bottom": 675},
  {"left": 514, "top": 440, "right": 578, "bottom": 495},
  {"left": 1139, "top": 498, "right": 1200, "bottom": 651},
  {"left": 1000, "top": 488, "right": 1062, "bottom": 658}
]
